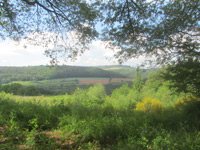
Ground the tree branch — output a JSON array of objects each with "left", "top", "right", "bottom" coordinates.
[
  {"left": 21, "top": 0, "right": 75, "bottom": 28},
  {"left": 130, "top": 0, "right": 145, "bottom": 13},
  {"left": 45, "top": 0, "right": 75, "bottom": 27},
  {"left": 21, "top": 0, "right": 37, "bottom": 5},
  {"left": 126, "top": 0, "right": 135, "bottom": 34}
]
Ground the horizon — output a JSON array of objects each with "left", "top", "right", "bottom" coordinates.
[{"left": 0, "top": 64, "right": 135, "bottom": 68}]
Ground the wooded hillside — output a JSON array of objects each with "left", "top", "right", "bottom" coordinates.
[{"left": 0, "top": 66, "right": 127, "bottom": 84}]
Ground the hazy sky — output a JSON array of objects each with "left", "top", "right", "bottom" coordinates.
[{"left": 0, "top": 37, "right": 147, "bottom": 67}]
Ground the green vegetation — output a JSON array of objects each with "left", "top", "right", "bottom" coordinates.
[
  {"left": 0, "top": 66, "right": 126, "bottom": 84},
  {"left": 0, "top": 66, "right": 134, "bottom": 95},
  {"left": 0, "top": 66, "right": 149, "bottom": 95},
  {"left": 0, "top": 83, "right": 53, "bottom": 96},
  {"left": 10, "top": 78, "right": 132, "bottom": 95},
  {"left": 161, "top": 59, "right": 200, "bottom": 97},
  {"left": 0, "top": 0, "right": 199, "bottom": 148},
  {"left": 0, "top": 68, "right": 199, "bottom": 149}
]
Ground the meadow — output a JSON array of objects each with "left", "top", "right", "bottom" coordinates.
[{"left": 0, "top": 70, "right": 200, "bottom": 150}]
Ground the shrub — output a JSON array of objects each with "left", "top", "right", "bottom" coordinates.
[
  {"left": 175, "top": 95, "right": 199, "bottom": 108},
  {"left": 135, "top": 97, "right": 163, "bottom": 112},
  {"left": 87, "top": 84, "right": 106, "bottom": 104},
  {"left": 24, "top": 86, "right": 41, "bottom": 96}
]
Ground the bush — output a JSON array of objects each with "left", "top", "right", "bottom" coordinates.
[
  {"left": 175, "top": 95, "right": 199, "bottom": 108},
  {"left": 0, "top": 83, "right": 41, "bottom": 96},
  {"left": 135, "top": 97, "right": 163, "bottom": 112},
  {"left": 24, "top": 86, "right": 41, "bottom": 96},
  {"left": 87, "top": 84, "right": 106, "bottom": 104}
]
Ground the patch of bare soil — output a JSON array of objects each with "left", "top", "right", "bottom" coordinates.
[
  {"left": 43, "top": 131, "right": 79, "bottom": 147},
  {"left": 18, "top": 130, "right": 80, "bottom": 149},
  {"left": 0, "top": 126, "right": 83, "bottom": 150},
  {"left": 0, "top": 125, "right": 8, "bottom": 144}
]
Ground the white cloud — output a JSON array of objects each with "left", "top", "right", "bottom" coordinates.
[
  {"left": 0, "top": 35, "right": 150, "bottom": 67},
  {"left": 0, "top": 39, "right": 51, "bottom": 66}
]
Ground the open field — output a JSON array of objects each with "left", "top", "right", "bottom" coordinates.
[
  {"left": 103, "top": 67, "right": 122, "bottom": 70},
  {"left": 79, "top": 78, "right": 133, "bottom": 84}
]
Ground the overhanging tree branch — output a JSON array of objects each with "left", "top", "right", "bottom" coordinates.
[
  {"left": 130, "top": 0, "right": 145, "bottom": 13},
  {"left": 21, "top": 0, "right": 37, "bottom": 5},
  {"left": 21, "top": 0, "right": 75, "bottom": 27}
]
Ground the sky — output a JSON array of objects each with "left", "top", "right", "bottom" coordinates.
[{"left": 0, "top": 37, "right": 147, "bottom": 67}]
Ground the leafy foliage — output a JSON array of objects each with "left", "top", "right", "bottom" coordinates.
[
  {"left": 133, "top": 68, "right": 143, "bottom": 92},
  {"left": 1, "top": 0, "right": 199, "bottom": 65},
  {"left": 101, "top": 0, "right": 200, "bottom": 64},
  {"left": 87, "top": 84, "right": 106, "bottom": 104},
  {"left": 0, "top": 83, "right": 53, "bottom": 96},
  {"left": 135, "top": 97, "right": 163, "bottom": 112},
  {"left": 176, "top": 95, "right": 199, "bottom": 108},
  {"left": 161, "top": 59, "right": 200, "bottom": 96},
  {"left": 0, "top": 68, "right": 199, "bottom": 149},
  {"left": 0, "top": 0, "right": 99, "bottom": 64}
]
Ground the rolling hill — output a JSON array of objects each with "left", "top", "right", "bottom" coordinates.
[
  {"left": 0, "top": 65, "right": 127, "bottom": 84},
  {"left": 99, "top": 65, "right": 157, "bottom": 79}
]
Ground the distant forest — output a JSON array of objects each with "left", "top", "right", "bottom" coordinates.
[{"left": 0, "top": 66, "right": 127, "bottom": 84}]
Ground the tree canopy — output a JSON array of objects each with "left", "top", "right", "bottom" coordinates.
[
  {"left": 0, "top": 0, "right": 99, "bottom": 64},
  {"left": 0, "top": 0, "right": 199, "bottom": 65},
  {"left": 161, "top": 59, "right": 200, "bottom": 96},
  {"left": 101, "top": 0, "right": 200, "bottom": 64}
]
